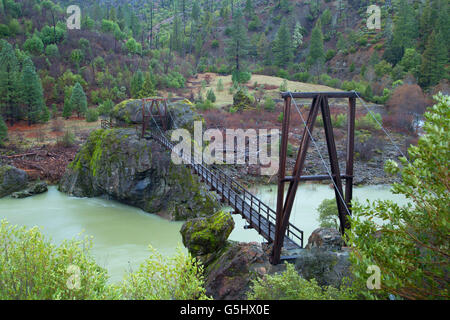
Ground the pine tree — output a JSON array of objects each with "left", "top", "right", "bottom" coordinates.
[
  {"left": 20, "top": 58, "right": 45, "bottom": 125},
  {"left": 273, "top": 18, "right": 293, "bottom": 67},
  {"left": 244, "top": 0, "right": 253, "bottom": 17},
  {"left": 206, "top": 89, "right": 216, "bottom": 103},
  {"left": 69, "top": 82, "right": 87, "bottom": 117},
  {"left": 140, "top": 72, "right": 155, "bottom": 98},
  {"left": 292, "top": 22, "right": 304, "bottom": 49},
  {"left": 131, "top": 70, "right": 144, "bottom": 98},
  {"left": 257, "top": 33, "right": 270, "bottom": 65},
  {"left": 40, "top": 105, "right": 50, "bottom": 123},
  {"left": 192, "top": 0, "right": 200, "bottom": 22},
  {"left": 308, "top": 20, "right": 325, "bottom": 66},
  {"left": 419, "top": 31, "right": 448, "bottom": 88},
  {"left": 226, "top": 9, "right": 249, "bottom": 73},
  {"left": 0, "top": 40, "right": 20, "bottom": 125},
  {"left": 62, "top": 100, "right": 72, "bottom": 119},
  {"left": 0, "top": 115, "right": 7, "bottom": 146},
  {"left": 383, "top": 0, "right": 418, "bottom": 65}
]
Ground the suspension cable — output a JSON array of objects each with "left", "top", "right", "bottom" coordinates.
[
  {"left": 288, "top": 92, "right": 353, "bottom": 218},
  {"left": 352, "top": 90, "right": 411, "bottom": 163},
  {"left": 146, "top": 100, "right": 219, "bottom": 204}
]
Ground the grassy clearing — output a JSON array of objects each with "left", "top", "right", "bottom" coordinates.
[{"left": 186, "top": 73, "right": 343, "bottom": 108}]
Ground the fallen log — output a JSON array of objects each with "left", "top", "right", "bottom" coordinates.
[{"left": 2, "top": 152, "right": 37, "bottom": 159}]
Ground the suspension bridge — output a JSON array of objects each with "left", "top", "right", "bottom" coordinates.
[{"left": 106, "top": 91, "right": 402, "bottom": 264}]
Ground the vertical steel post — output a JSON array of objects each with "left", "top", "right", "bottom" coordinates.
[
  {"left": 345, "top": 97, "right": 356, "bottom": 218},
  {"left": 272, "top": 95, "right": 291, "bottom": 264}
]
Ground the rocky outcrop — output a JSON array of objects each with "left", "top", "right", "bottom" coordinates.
[
  {"left": 59, "top": 128, "right": 219, "bottom": 220},
  {"left": 294, "top": 228, "right": 351, "bottom": 288},
  {"left": 306, "top": 227, "right": 345, "bottom": 251},
  {"left": 204, "top": 242, "right": 284, "bottom": 300},
  {"left": 202, "top": 228, "right": 352, "bottom": 300},
  {"left": 180, "top": 210, "right": 234, "bottom": 264},
  {"left": 0, "top": 165, "right": 28, "bottom": 198},
  {"left": 11, "top": 182, "right": 48, "bottom": 199},
  {"left": 111, "top": 99, "right": 203, "bottom": 133}
]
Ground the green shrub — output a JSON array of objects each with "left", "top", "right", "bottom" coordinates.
[
  {"left": 113, "top": 246, "right": 209, "bottom": 300},
  {"left": 317, "top": 199, "right": 339, "bottom": 229},
  {"left": 279, "top": 79, "right": 288, "bottom": 92},
  {"left": 98, "top": 100, "right": 114, "bottom": 116},
  {"left": 293, "top": 72, "right": 310, "bottom": 82},
  {"left": 325, "top": 49, "right": 336, "bottom": 61},
  {"left": 196, "top": 99, "right": 214, "bottom": 111},
  {"left": 232, "top": 70, "right": 251, "bottom": 84},
  {"left": 287, "top": 143, "right": 295, "bottom": 157},
  {"left": 248, "top": 263, "right": 355, "bottom": 300},
  {"left": 45, "top": 44, "right": 59, "bottom": 57},
  {"left": 374, "top": 60, "right": 393, "bottom": 78},
  {"left": 211, "top": 39, "right": 219, "bottom": 49},
  {"left": 277, "top": 112, "right": 284, "bottom": 123},
  {"left": 333, "top": 113, "right": 347, "bottom": 128},
  {"left": 206, "top": 89, "right": 216, "bottom": 103},
  {"left": 216, "top": 79, "right": 224, "bottom": 92},
  {"left": 58, "top": 130, "right": 76, "bottom": 147},
  {"left": 0, "top": 116, "right": 7, "bottom": 145},
  {"left": 277, "top": 69, "right": 289, "bottom": 79},
  {"left": 23, "top": 34, "right": 44, "bottom": 55},
  {"left": 0, "top": 220, "right": 110, "bottom": 300},
  {"left": 319, "top": 73, "right": 332, "bottom": 85},
  {"left": 263, "top": 97, "right": 276, "bottom": 112},
  {"left": 356, "top": 113, "right": 382, "bottom": 131},
  {"left": 86, "top": 108, "right": 99, "bottom": 122},
  {"left": 0, "top": 24, "right": 10, "bottom": 37},
  {"left": 347, "top": 94, "right": 450, "bottom": 300}
]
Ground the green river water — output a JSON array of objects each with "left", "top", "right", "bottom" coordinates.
[{"left": 0, "top": 184, "right": 408, "bottom": 283}]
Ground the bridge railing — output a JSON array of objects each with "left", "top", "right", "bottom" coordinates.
[{"left": 148, "top": 130, "right": 304, "bottom": 248}]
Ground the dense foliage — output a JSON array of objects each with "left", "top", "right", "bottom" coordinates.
[
  {"left": 0, "top": 219, "right": 209, "bottom": 300},
  {"left": 248, "top": 263, "right": 355, "bottom": 300},
  {"left": 347, "top": 94, "right": 450, "bottom": 300},
  {"left": 0, "top": 0, "right": 446, "bottom": 126}
]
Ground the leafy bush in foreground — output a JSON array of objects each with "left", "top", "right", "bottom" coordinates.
[
  {"left": 0, "top": 220, "right": 110, "bottom": 300},
  {"left": 114, "top": 246, "right": 209, "bottom": 300},
  {"left": 347, "top": 94, "right": 450, "bottom": 300},
  {"left": 0, "top": 220, "right": 209, "bottom": 300},
  {"left": 247, "top": 263, "right": 355, "bottom": 300}
]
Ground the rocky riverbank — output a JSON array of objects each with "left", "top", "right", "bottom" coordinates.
[
  {"left": 58, "top": 100, "right": 220, "bottom": 221},
  {"left": 210, "top": 131, "right": 405, "bottom": 187},
  {"left": 0, "top": 164, "right": 48, "bottom": 199},
  {"left": 181, "top": 211, "right": 352, "bottom": 300}
]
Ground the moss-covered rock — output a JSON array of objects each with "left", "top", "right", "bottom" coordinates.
[
  {"left": 110, "top": 99, "right": 203, "bottom": 134},
  {"left": 59, "top": 128, "right": 219, "bottom": 220},
  {"left": 180, "top": 211, "right": 235, "bottom": 258},
  {"left": 204, "top": 241, "right": 284, "bottom": 300},
  {"left": 11, "top": 182, "right": 48, "bottom": 199},
  {"left": 0, "top": 165, "right": 28, "bottom": 198}
]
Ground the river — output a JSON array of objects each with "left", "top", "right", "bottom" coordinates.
[{"left": 0, "top": 184, "right": 408, "bottom": 283}]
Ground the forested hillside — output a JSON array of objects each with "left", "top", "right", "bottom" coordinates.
[{"left": 0, "top": 0, "right": 448, "bottom": 139}]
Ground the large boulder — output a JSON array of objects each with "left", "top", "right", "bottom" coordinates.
[
  {"left": 111, "top": 99, "right": 203, "bottom": 133},
  {"left": 180, "top": 210, "right": 234, "bottom": 262},
  {"left": 11, "top": 182, "right": 48, "bottom": 199},
  {"left": 0, "top": 165, "right": 28, "bottom": 198},
  {"left": 59, "top": 128, "right": 219, "bottom": 220},
  {"left": 306, "top": 228, "right": 345, "bottom": 251},
  {"left": 295, "top": 228, "right": 351, "bottom": 287},
  {"left": 204, "top": 242, "right": 284, "bottom": 300}
]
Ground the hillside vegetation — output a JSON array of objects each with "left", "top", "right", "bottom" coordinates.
[{"left": 0, "top": 0, "right": 448, "bottom": 141}]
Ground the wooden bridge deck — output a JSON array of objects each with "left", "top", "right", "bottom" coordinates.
[{"left": 145, "top": 131, "right": 303, "bottom": 250}]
